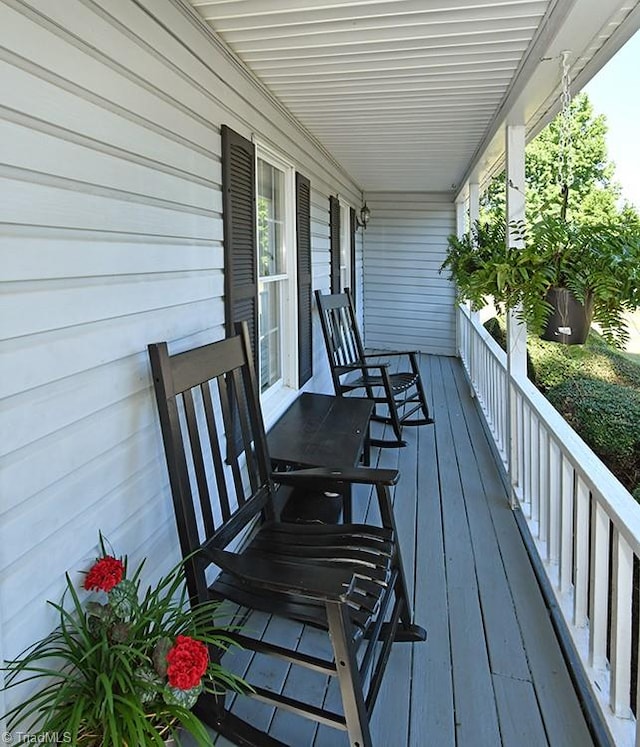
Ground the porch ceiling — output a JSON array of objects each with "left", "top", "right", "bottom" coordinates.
[{"left": 186, "top": 0, "right": 640, "bottom": 193}]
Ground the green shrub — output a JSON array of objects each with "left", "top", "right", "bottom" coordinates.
[
  {"left": 483, "top": 316, "right": 640, "bottom": 498},
  {"left": 528, "top": 333, "right": 640, "bottom": 391},
  {"left": 484, "top": 316, "right": 506, "bottom": 349},
  {"left": 546, "top": 378, "right": 640, "bottom": 494}
]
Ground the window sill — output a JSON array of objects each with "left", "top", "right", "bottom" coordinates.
[{"left": 261, "top": 385, "right": 300, "bottom": 432}]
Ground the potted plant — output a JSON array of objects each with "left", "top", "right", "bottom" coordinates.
[
  {"left": 442, "top": 212, "right": 640, "bottom": 347},
  {"left": 1, "top": 536, "right": 246, "bottom": 746}
]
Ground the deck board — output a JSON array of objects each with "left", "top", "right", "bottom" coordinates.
[
  {"left": 185, "top": 354, "right": 595, "bottom": 747},
  {"left": 431, "top": 357, "right": 502, "bottom": 747},
  {"left": 449, "top": 358, "right": 594, "bottom": 747}
]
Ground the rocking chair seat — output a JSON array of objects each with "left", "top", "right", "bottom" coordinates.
[
  {"left": 208, "top": 520, "right": 395, "bottom": 638},
  {"left": 344, "top": 371, "right": 419, "bottom": 393}
]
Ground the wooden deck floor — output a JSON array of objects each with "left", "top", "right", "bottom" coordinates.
[{"left": 191, "top": 355, "right": 595, "bottom": 747}]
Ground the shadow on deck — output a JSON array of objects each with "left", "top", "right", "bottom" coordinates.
[{"left": 193, "top": 355, "right": 594, "bottom": 747}]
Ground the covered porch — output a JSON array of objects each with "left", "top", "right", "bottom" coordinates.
[{"left": 2, "top": 1, "right": 640, "bottom": 745}]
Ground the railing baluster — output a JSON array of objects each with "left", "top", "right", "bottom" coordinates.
[
  {"left": 610, "top": 529, "right": 633, "bottom": 717},
  {"left": 527, "top": 406, "right": 535, "bottom": 519},
  {"left": 500, "top": 368, "right": 507, "bottom": 460},
  {"left": 530, "top": 412, "right": 540, "bottom": 528},
  {"left": 636, "top": 625, "right": 640, "bottom": 747},
  {"left": 538, "top": 423, "right": 548, "bottom": 542},
  {"left": 548, "top": 438, "right": 561, "bottom": 565},
  {"left": 523, "top": 400, "right": 531, "bottom": 515},
  {"left": 559, "top": 455, "right": 574, "bottom": 595},
  {"left": 573, "top": 476, "right": 590, "bottom": 627},
  {"left": 589, "top": 499, "right": 609, "bottom": 671}
]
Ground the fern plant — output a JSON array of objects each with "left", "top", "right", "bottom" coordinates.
[{"left": 442, "top": 214, "right": 640, "bottom": 347}]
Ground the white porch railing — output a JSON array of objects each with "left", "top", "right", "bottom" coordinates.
[{"left": 458, "top": 304, "right": 640, "bottom": 747}]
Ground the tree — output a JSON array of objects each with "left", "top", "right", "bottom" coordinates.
[{"left": 482, "top": 93, "right": 639, "bottom": 225}]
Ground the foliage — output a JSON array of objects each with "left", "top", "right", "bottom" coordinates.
[
  {"left": 1, "top": 537, "right": 246, "bottom": 746},
  {"left": 484, "top": 318, "right": 640, "bottom": 497},
  {"left": 546, "top": 378, "right": 640, "bottom": 493},
  {"left": 482, "top": 93, "right": 638, "bottom": 226},
  {"left": 441, "top": 218, "right": 554, "bottom": 332},
  {"left": 528, "top": 331, "right": 640, "bottom": 390},
  {"left": 443, "top": 213, "right": 640, "bottom": 346}
]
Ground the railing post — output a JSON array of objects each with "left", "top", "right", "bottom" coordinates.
[{"left": 505, "top": 125, "right": 527, "bottom": 509}]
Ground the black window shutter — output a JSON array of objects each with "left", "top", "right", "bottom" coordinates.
[
  {"left": 329, "top": 195, "right": 341, "bottom": 294},
  {"left": 296, "top": 173, "right": 313, "bottom": 386},
  {"left": 350, "top": 206, "right": 357, "bottom": 305},
  {"left": 221, "top": 125, "right": 258, "bottom": 367},
  {"left": 221, "top": 125, "right": 257, "bottom": 458}
]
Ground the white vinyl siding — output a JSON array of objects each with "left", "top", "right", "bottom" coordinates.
[
  {"left": 363, "top": 192, "right": 456, "bottom": 356},
  {"left": 0, "top": 0, "right": 361, "bottom": 719}
]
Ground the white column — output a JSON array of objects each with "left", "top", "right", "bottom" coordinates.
[
  {"left": 455, "top": 198, "right": 466, "bottom": 239},
  {"left": 465, "top": 182, "right": 480, "bottom": 391},
  {"left": 505, "top": 125, "right": 527, "bottom": 376},
  {"left": 505, "top": 124, "right": 527, "bottom": 507},
  {"left": 468, "top": 181, "right": 480, "bottom": 227},
  {"left": 455, "top": 196, "right": 466, "bottom": 356}
]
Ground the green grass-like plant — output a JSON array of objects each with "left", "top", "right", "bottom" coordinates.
[{"left": 1, "top": 537, "right": 246, "bottom": 746}]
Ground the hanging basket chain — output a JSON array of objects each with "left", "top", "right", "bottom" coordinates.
[{"left": 557, "top": 51, "right": 573, "bottom": 206}]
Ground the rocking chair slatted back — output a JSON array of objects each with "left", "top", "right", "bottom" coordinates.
[
  {"left": 148, "top": 325, "right": 273, "bottom": 602},
  {"left": 316, "top": 290, "right": 365, "bottom": 379}
]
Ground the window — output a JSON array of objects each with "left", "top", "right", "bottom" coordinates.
[
  {"left": 256, "top": 146, "right": 296, "bottom": 398},
  {"left": 329, "top": 197, "right": 357, "bottom": 298},
  {"left": 339, "top": 201, "right": 351, "bottom": 292},
  {"left": 222, "top": 126, "right": 313, "bottom": 422}
]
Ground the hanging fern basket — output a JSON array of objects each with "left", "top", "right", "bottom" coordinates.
[{"left": 540, "top": 287, "right": 593, "bottom": 345}]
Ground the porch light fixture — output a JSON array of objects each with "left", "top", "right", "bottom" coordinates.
[{"left": 355, "top": 202, "right": 371, "bottom": 230}]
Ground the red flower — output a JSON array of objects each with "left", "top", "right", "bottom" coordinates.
[
  {"left": 166, "top": 635, "right": 209, "bottom": 690},
  {"left": 83, "top": 556, "right": 124, "bottom": 593}
]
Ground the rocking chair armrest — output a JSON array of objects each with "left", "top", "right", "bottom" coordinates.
[
  {"left": 337, "top": 362, "right": 390, "bottom": 373},
  {"left": 272, "top": 466, "right": 399, "bottom": 488},
  {"left": 363, "top": 349, "right": 418, "bottom": 359},
  {"left": 200, "top": 546, "right": 354, "bottom": 602}
]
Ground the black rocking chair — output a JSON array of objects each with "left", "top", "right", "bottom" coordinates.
[
  {"left": 148, "top": 323, "right": 425, "bottom": 747},
  {"left": 315, "top": 289, "right": 433, "bottom": 448}
]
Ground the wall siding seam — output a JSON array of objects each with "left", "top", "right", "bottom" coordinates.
[
  {"left": 0, "top": 224, "right": 224, "bottom": 246},
  {"left": 0, "top": 163, "right": 222, "bottom": 217},
  {"left": 1, "top": 105, "right": 222, "bottom": 189}
]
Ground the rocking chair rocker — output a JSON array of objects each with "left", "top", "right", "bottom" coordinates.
[
  {"left": 148, "top": 322, "right": 425, "bottom": 747},
  {"left": 315, "top": 289, "right": 433, "bottom": 448}
]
